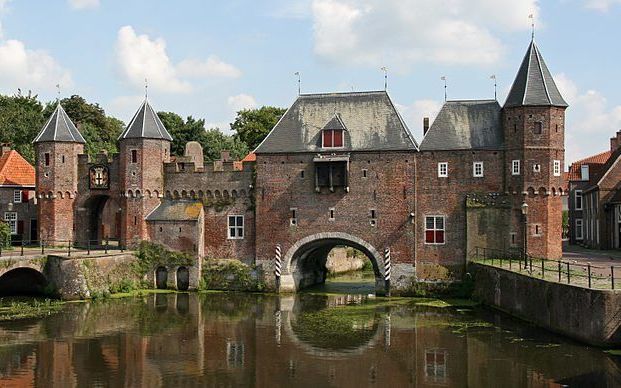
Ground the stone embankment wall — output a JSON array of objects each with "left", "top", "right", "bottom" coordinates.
[
  {"left": 470, "top": 262, "right": 621, "bottom": 347},
  {"left": 325, "top": 248, "right": 365, "bottom": 274}
]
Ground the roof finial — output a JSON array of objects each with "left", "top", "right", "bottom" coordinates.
[
  {"left": 529, "top": 14, "right": 535, "bottom": 40},
  {"left": 144, "top": 78, "right": 148, "bottom": 99},
  {"left": 294, "top": 72, "right": 301, "bottom": 96},
  {"left": 490, "top": 74, "right": 497, "bottom": 100},
  {"left": 381, "top": 66, "right": 388, "bottom": 91},
  {"left": 441, "top": 76, "right": 447, "bottom": 102},
  {"left": 56, "top": 83, "right": 61, "bottom": 105}
]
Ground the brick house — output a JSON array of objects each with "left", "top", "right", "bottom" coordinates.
[
  {"left": 566, "top": 149, "right": 611, "bottom": 245},
  {"left": 0, "top": 145, "right": 37, "bottom": 242},
  {"left": 33, "top": 38, "right": 568, "bottom": 293}
]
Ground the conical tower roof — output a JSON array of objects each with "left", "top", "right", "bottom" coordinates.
[
  {"left": 118, "top": 99, "right": 173, "bottom": 141},
  {"left": 33, "top": 103, "right": 86, "bottom": 143},
  {"left": 504, "top": 40, "right": 568, "bottom": 108}
]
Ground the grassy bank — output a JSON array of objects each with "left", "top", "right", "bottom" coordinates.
[{"left": 0, "top": 298, "right": 63, "bottom": 321}]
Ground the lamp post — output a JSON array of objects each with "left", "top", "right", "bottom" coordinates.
[{"left": 521, "top": 202, "right": 529, "bottom": 269}]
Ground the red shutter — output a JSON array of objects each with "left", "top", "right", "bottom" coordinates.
[
  {"left": 22, "top": 190, "right": 29, "bottom": 202},
  {"left": 17, "top": 220, "right": 24, "bottom": 235},
  {"left": 333, "top": 130, "right": 343, "bottom": 147},
  {"left": 322, "top": 130, "right": 331, "bottom": 147},
  {"left": 425, "top": 230, "right": 435, "bottom": 243}
]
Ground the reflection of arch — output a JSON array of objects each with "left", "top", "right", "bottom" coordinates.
[
  {"left": 0, "top": 268, "right": 48, "bottom": 296},
  {"left": 177, "top": 266, "right": 189, "bottom": 291},
  {"left": 280, "top": 296, "right": 385, "bottom": 359},
  {"left": 156, "top": 266, "right": 168, "bottom": 289},
  {"left": 283, "top": 232, "right": 386, "bottom": 294}
]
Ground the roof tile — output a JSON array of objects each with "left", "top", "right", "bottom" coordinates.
[{"left": 0, "top": 150, "right": 35, "bottom": 187}]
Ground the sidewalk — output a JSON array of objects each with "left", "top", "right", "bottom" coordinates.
[{"left": 563, "top": 242, "right": 621, "bottom": 265}]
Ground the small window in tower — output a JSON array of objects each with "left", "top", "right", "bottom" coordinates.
[
  {"left": 438, "top": 162, "right": 448, "bottom": 177},
  {"left": 61, "top": 155, "right": 65, "bottom": 163},
  {"left": 533, "top": 163, "right": 541, "bottom": 173},
  {"left": 555, "top": 124, "right": 559, "bottom": 133},
  {"left": 131, "top": 149, "right": 138, "bottom": 163},
  {"left": 533, "top": 224, "right": 542, "bottom": 237},
  {"left": 512, "top": 160, "right": 520, "bottom": 176},
  {"left": 370, "top": 209, "right": 377, "bottom": 226},
  {"left": 329, "top": 208, "right": 335, "bottom": 221},
  {"left": 514, "top": 124, "right": 517, "bottom": 133},
  {"left": 363, "top": 169, "right": 368, "bottom": 178},
  {"left": 44, "top": 153, "right": 50, "bottom": 166},
  {"left": 553, "top": 160, "right": 561, "bottom": 176},
  {"left": 473, "top": 162, "right": 484, "bottom": 177},
  {"left": 300, "top": 170, "right": 305, "bottom": 179},
  {"left": 510, "top": 232, "right": 517, "bottom": 247},
  {"left": 290, "top": 208, "right": 298, "bottom": 226},
  {"left": 534, "top": 121, "right": 543, "bottom": 135}
]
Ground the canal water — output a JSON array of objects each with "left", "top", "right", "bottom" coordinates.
[{"left": 0, "top": 276, "right": 619, "bottom": 387}]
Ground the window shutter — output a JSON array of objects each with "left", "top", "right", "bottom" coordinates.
[
  {"left": 17, "top": 220, "right": 24, "bottom": 235},
  {"left": 22, "top": 190, "right": 29, "bottom": 202},
  {"left": 333, "top": 130, "right": 343, "bottom": 147}
]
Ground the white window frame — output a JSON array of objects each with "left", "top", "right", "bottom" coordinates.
[
  {"left": 553, "top": 160, "right": 561, "bottom": 176},
  {"left": 4, "top": 212, "right": 17, "bottom": 235},
  {"left": 13, "top": 190, "right": 22, "bottom": 203},
  {"left": 575, "top": 219, "right": 583, "bottom": 240},
  {"left": 512, "top": 160, "right": 520, "bottom": 176},
  {"left": 227, "top": 215, "right": 244, "bottom": 239},
  {"left": 473, "top": 162, "right": 484, "bottom": 177},
  {"left": 290, "top": 208, "right": 298, "bottom": 226},
  {"left": 575, "top": 190, "right": 583, "bottom": 211},
  {"left": 533, "top": 223, "right": 542, "bottom": 237},
  {"left": 424, "top": 215, "right": 446, "bottom": 245},
  {"left": 438, "top": 162, "right": 448, "bottom": 178},
  {"left": 580, "top": 165, "right": 589, "bottom": 181}
]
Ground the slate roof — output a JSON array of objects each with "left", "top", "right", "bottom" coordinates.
[
  {"left": 33, "top": 103, "right": 86, "bottom": 144},
  {"left": 146, "top": 200, "right": 203, "bottom": 222},
  {"left": 419, "top": 100, "right": 503, "bottom": 151},
  {"left": 504, "top": 40, "right": 568, "bottom": 108},
  {"left": 567, "top": 150, "right": 611, "bottom": 181},
  {"left": 254, "top": 91, "right": 417, "bottom": 153},
  {"left": 118, "top": 99, "right": 173, "bottom": 141},
  {"left": 0, "top": 150, "right": 35, "bottom": 187}
]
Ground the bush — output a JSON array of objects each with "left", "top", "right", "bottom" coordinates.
[
  {"left": 0, "top": 222, "right": 10, "bottom": 248},
  {"left": 200, "top": 259, "right": 263, "bottom": 291},
  {"left": 133, "top": 241, "right": 195, "bottom": 275}
]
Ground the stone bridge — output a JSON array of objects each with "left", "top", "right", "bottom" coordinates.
[{"left": 0, "top": 256, "right": 50, "bottom": 295}]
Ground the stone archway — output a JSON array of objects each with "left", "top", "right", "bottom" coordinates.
[
  {"left": 0, "top": 267, "right": 48, "bottom": 296},
  {"left": 281, "top": 232, "right": 387, "bottom": 295},
  {"left": 77, "top": 195, "right": 121, "bottom": 246}
]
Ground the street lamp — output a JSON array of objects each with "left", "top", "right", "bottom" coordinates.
[{"left": 521, "top": 202, "right": 529, "bottom": 269}]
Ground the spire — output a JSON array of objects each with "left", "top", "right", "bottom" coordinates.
[
  {"left": 33, "top": 103, "right": 86, "bottom": 144},
  {"left": 118, "top": 99, "right": 173, "bottom": 141},
  {"left": 504, "top": 40, "right": 568, "bottom": 108}
]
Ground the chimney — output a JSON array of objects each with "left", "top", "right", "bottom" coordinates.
[
  {"left": 0, "top": 143, "right": 10, "bottom": 156},
  {"left": 220, "top": 150, "right": 231, "bottom": 162},
  {"left": 423, "top": 117, "right": 430, "bottom": 136},
  {"left": 612, "top": 130, "right": 621, "bottom": 151}
]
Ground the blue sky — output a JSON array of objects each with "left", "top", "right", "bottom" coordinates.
[{"left": 0, "top": 0, "right": 620, "bottom": 164}]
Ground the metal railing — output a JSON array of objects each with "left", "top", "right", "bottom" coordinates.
[
  {"left": 470, "top": 246, "right": 620, "bottom": 291},
  {"left": 0, "top": 238, "right": 125, "bottom": 258}
]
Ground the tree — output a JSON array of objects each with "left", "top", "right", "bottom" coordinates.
[
  {"left": 41, "top": 95, "right": 124, "bottom": 157},
  {"left": 0, "top": 90, "right": 45, "bottom": 163},
  {"left": 230, "top": 106, "right": 286, "bottom": 150},
  {"left": 158, "top": 112, "right": 249, "bottom": 162}
]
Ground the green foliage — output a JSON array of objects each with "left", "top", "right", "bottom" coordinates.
[
  {"left": 0, "top": 91, "right": 45, "bottom": 163},
  {"left": 0, "top": 222, "right": 10, "bottom": 248},
  {"left": 134, "top": 241, "right": 195, "bottom": 275},
  {"left": 200, "top": 259, "right": 263, "bottom": 291},
  {"left": 158, "top": 112, "right": 249, "bottom": 161},
  {"left": 230, "top": 106, "right": 286, "bottom": 150},
  {"left": 0, "top": 298, "right": 63, "bottom": 321}
]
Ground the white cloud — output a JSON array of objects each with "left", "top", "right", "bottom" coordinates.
[
  {"left": 68, "top": 0, "right": 99, "bottom": 10},
  {"left": 310, "top": 0, "right": 539, "bottom": 68},
  {"left": 0, "top": 39, "right": 72, "bottom": 94},
  {"left": 555, "top": 73, "right": 621, "bottom": 164},
  {"left": 395, "top": 99, "right": 442, "bottom": 139},
  {"left": 584, "top": 0, "right": 621, "bottom": 11},
  {"left": 177, "top": 56, "right": 242, "bottom": 79},
  {"left": 116, "top": 26, "right": 191, "bottom": 93},
  {"left": 227, "top": 93, "right": 257, "bottom": 112},
  {"left": 116, "top": 26, "right": 242, "bottom": 94}
]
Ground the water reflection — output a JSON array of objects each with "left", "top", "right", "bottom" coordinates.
[{"left": 0, "top": 291, "right": 619, "bottom": 387}]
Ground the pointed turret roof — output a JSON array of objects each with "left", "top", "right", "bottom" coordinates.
[
  {"left": 118, "top": 99, "right": 173, "bottom": 141},
  {"left": 33, "top": 103, "right": 86, "bottom": 143},
  {"left": 504, "top": 40, "right": 568, "bottom": 108}
]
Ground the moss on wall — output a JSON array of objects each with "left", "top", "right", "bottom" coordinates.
[{"left": 200, "top": 259, "right": 264, "bottom": 292}]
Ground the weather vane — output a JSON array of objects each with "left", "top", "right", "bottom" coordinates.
[
  {"left": 441, "top": 76, "right": 447, "bottom": 101},
  {"left": 529, "top": 14, "right": 535, "bottom": 39},
  {"left": 144, "top": 78, "right": 148, "bottom": 99},
  {"left": 294, "top": 72, "right": 301, "bottom": 95},
  {"left": 381, "top": 67, "right": 388, "bottom": 91},
  {"left": 56, "top": 83, "right": 61, "bottom": 103},
  {"left": 490, "top": 74, "right": 497, "bottom": 100}
]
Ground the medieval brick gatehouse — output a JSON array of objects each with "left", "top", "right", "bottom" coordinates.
[{"left": 33, "top": 38, "right": 567, "bottom": 294}]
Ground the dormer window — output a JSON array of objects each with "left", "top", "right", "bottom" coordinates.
[
  {"left": 322, "top": 129, "right": 343, "bottom": 148},
  {"left": 321, "top": 114, "right": 346, "bottom": 148}
]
